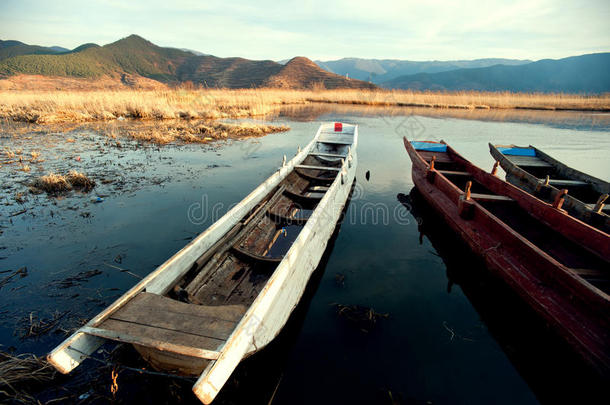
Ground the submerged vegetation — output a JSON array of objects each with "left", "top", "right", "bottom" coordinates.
[{"left": 1, "top": 88, "right": 608, "bottom": 125}]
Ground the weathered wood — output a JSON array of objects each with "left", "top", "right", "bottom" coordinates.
[
  {"left": 81, "top": 326, "right": 222, "bottom": 360},
  {"left": 307, "top": 152, "right": 346, "bottom": 158},
  {"left": 103, "top": 292, "right": 246, "bottom": 340},
  {"left": 438, "top": 170, "right": 472, "bottom": 176},
  {"left": 548, "top": 179, "right": 589, "bottom": 187},
  {"left": 470, "top": 193, "right": 515, "bottom": 202},
  {"left": 230, "top": 246, "right": 283, "bottom": 263},
  {"left": 295, "top": 164, "right": 341, "bottom": 171},
  {"left": 185, "top": 186, "right": 286, "bottom": 296}
]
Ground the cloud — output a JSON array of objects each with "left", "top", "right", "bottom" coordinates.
[{"left": 0, "top": 0, "right": 608, "bottom": 60}]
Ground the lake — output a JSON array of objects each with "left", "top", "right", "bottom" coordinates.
[{"left": 1, "top": 106, "right": 608, "bottom": 404}]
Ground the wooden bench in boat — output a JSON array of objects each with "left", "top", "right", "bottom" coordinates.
[
  {"left": 546, "top": 179, "right": 589, "bottom": 187},
  {"left": 438, "top": 170, "right": 471, "bottom": 177},
  {"left": 308, "top": 152, "right": 347, "bottom": 158},
  {"left": 317, "top": 140, "right": 354, "bottom": 145},
  {"left": 88, "top": 292, "right": 246, "bottom": 360},
  {"left": 295, "top": 165, "right": 341, "bottom": 172},
  {"left": 470, "top": 193, "right": 515, "bottom": 202},
  {"left": 506, "top": 156, "right": 553, "bottom": 168}
]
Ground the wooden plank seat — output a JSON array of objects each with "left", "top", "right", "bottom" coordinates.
[
  {"left": 419, "top": 151, "right": 453, "bottom": 163},
  {"left": 438, "top": 170, "right": 471, "bottom": 176},
  {"left": 547, "top": 179, "right": 589, "bottom": 187},
  {"left": 317, "top": 140, "right": 353, "bottom": 145},
  {"left": 470, "top": 193, "right": 515, "bottom": 202},
  {"left": 283, "top": 188, "right": 324, "bottom": 206},
  {"left": 294, "top": 169, "right": 336, "bottom": 183},
  {"left": 307, "top": 152, "right": 347, "bottom": 158},
  {"left": 570, "top": 268, "right": 608, "bottom": 279},
  {"left": 95, "top": 292, "right": 246, "bottom": 357},
  {"left": 231, "top": 245, "right": 283, "bottom": 264},
  {"left": 295, "top": 164, "right": 341, "bottom": 172},
  {"left": 507, "top": 156, "right": 553, "bottom": 167}
]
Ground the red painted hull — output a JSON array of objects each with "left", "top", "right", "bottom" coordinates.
[{"left": 404, "top": 138, "right": 610, "bottom": 376}]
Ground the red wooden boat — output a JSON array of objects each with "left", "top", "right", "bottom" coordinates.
[{"left": 403, "top": 138, "right": 610, "bottom": 376}]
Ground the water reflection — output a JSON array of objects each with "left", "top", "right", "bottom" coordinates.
[{"left": 398, "top": 189, "right": 606, "bottom": 404}]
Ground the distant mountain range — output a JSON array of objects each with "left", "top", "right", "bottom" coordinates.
[
  {"left": 0, "top": 35, "right": 374, "bottom": 89},
  {"left": 1, "top": 35, "right": 608, "bottom": 93},
  {"left": 382, "top": 53, "right": 610, "bottom": 93},
  {"left": 314, "top": 58, "right": 532, "bottom": 83}
]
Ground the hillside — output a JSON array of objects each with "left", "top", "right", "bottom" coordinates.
[
  {"left": 0, "top": 40, "right": 68, "bottom": 61},
  {"left": 266, "top": 57, "right": 375, "bottom": 89},
  {"left": 0, "top": 35, "right": 376, "bottom": 89},
  {"left": 316, "top": 57, "right": 531, "bottom": 83},
  {"left": 383, "top": 53, "right": 610, "bottom": 93}
]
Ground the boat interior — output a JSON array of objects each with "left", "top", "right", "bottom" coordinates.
[
  {"left": 416, "top": 147, "right": 610, "bottom": 295},
  {"left": 91, "top": 129, "right": 355, "bottom": 374},
  {"left": 499, "top": 147, "right": 610, "bottom": 213}
]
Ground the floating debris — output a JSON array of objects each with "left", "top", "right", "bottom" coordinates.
[
  {"left": 0, "top": 267, "right": 27, "bottom": 289},
  {"left": 334, "top": 304, "right": 389, "bottom": 333},
  {"left": 334, "top": 272, "right": 346, "bottom": 287},
  {"left": 17, "top": 310, "right": 69, "bottom": 339},
  {"left": 52, "top": 269, "right": 103, "bottom": 289}
]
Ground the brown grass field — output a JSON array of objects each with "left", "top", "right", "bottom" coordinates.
[{"left": 1, "top": 88, "right": 608, "bottom": 124}]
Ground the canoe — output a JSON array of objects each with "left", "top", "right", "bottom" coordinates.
[
  {"left": 403, "top": 138, "right": 610, "bottom": 375},
  {"left": 489, "top": 144, "right": 610, "bottom": 233},
  {"left": 48, "top": 122, "right": 358, "bottom": 404}
]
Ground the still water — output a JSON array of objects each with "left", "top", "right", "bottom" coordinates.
[{"left": 1, "top": 107, "right": 608, "bottom": 404}]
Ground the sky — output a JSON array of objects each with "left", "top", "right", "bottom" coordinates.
[{"left": 1, "top": 0, "right": 609, "bottom": 61}]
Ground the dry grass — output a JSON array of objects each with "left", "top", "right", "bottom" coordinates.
[
  {"left": 0, "top": 88, "right": 608, "bottom": 124},
  {"left": 125, "top": 121, "right": 290, "bottom": 145},
  {"left": 31, "top": 170, "right": 95, "bottom": 194},
  {"left": 0, "top": 351, "right": 57, "bottom": 401}
]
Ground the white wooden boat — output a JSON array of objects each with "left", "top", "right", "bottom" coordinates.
[{"left": 48, "top": 122, "right": 358, "bottom": 403}]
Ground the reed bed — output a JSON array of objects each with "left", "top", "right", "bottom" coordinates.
[{"left": 1, "top": 89, "right": 608, "bottom": 124}]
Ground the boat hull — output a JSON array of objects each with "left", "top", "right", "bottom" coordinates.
[
  {"left": 489, "top": 144, "right": 610, "bottom": 233},
  {"left": 405, "top": 140, "right": 610, "bottom": 376}
]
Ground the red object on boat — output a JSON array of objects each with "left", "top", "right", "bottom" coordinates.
[
  {"left": 403, "top": 137, "right": 610, "bottom": 376},
  {"left": 334, "top": 122, "right": 343, "bottom": 132}
]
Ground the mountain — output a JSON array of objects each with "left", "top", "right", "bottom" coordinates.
[
  {"left": 383, "top": 53, "right": 610, "bottom": 93},
  {"left": 315, "top": 57, "right": 532, "bottom": 83},
  {"left": 266, "top": 57, "right": 375, "bottom": 89},
  {"left": 0, "top": 35, "right": 375, "bottom": 89},
  {"left": 0, "top": 39, "right": 69, "bottom": 60}
]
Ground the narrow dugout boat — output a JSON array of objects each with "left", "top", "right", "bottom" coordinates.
[
  {"left": 48, "top": 122, "right": 358, "bottom": 404},
  {"left": 403, "top": 138, "right": 610, "bottom": 375},
  {"left": 489, "top": 144, "right": 610, "bottom": 233}
]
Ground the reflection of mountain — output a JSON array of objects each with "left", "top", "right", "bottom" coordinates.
[{"left": 398, "top": 189, "right": 606, "bottom": 404}]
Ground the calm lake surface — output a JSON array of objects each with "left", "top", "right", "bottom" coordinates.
[{"left": 1, "top": 106, "right": 608, "bottom": 404}]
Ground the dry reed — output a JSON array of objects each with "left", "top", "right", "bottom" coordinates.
[
  {"left": 31, "top": 171, "right": 95, "bottom": 194},
  {"left": 1, "top": 88, "right": 607, "bottom": 124}
]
